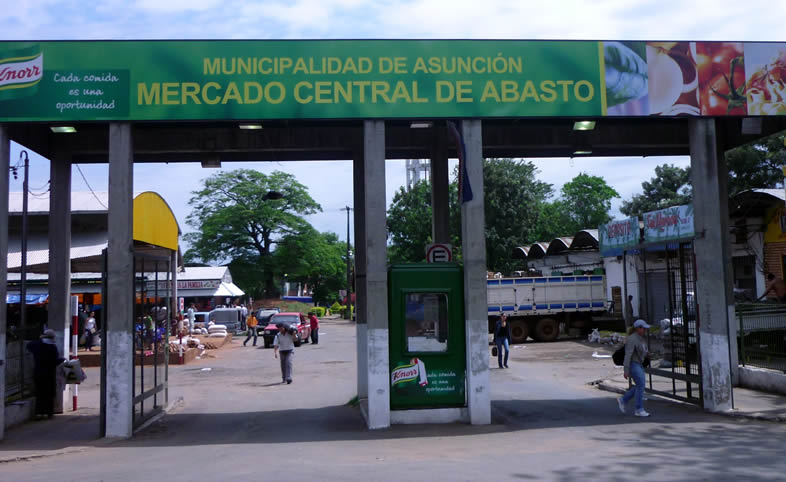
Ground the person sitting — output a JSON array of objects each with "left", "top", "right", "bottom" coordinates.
[{"left": 759, "top": 273, "right": 786, "bottom": 303}]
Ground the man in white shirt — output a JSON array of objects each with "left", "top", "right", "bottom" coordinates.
[
  {"left": 186, "top": 304, "right": 196, "bottom": 335},
  {"left": 273, "top": 323, "right": 297, "bottom": 384}
]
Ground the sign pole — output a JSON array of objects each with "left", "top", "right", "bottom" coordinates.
[{"left": 70, "top": 295, "right": 79, "bottom": 411}]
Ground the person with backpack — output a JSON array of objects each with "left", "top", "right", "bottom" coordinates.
[
  {"left": 617, "top": 319, "right": 651, "bottom": 417},
  {"left": 494, "top": 314, "right": 511, "bottom": 368}
]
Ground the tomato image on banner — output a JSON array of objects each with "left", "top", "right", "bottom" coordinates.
[{"left": 695, "top": 42, "right": 747, "bottom": 116}]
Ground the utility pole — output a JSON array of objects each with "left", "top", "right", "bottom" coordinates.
[
  {"left": 345, "top": 206, "right": 353, "bottom": 320},
  {"left": 18, "top": 151, "right": 29, "bottom": 333}
]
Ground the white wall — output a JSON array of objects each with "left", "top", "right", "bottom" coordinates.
[{"left": 604, "top": 255, "right": 639, "bottom": 317}]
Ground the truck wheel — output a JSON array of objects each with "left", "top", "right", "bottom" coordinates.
[
  {"left": 509, "top": 320, "right": 529, "bottom": 344},
  {"left": 534, "top": 318, "right": 559, "bottom": 342}
]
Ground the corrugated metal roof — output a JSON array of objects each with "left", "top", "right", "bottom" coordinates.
[
  {"left": 9, "top": 191, "right": 144, "bottom": 214},
  {"left": 179, "top": 266, "right": 229, "bottom": 281}
]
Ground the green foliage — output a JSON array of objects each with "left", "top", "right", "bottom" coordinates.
[
  {"left": 621, "top": 132, "right": 785, "bottom": 219},
  {"left": 387, "top": 180, "right": 460, "bottom": 264},
  {"left": 620, "top": 164, "right": 692, "bottom": 218},
  {"left": 278, "top": 301, "right": 312, "bottom": 314},
  {"left": 559, "top": 173, "right": 620, "bottom": 231},
  {"left": 484, "top": 158, "right": 552, "bottom": 273},
  {"left": 311, "top": 306, "right": 326, "bottom": 317},
  {"left": 184, "top": 169, "right": 321, "bottom": 297},
  {"left": 726, "top": 132, "right": 786, "bottom": 196},
  {"left": 274, "top": 227, "right": 347, "bottom": 305},
  {"left": 329, "top": 301, "right": 343, "bottom": 313}
]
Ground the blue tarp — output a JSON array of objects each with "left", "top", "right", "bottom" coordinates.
[{"left": 6, "top": 294, "right": 49, "bottom": 305}]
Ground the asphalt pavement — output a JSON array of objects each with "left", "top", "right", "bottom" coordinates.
[{"left": 2, "top": 320, "right": 785, "bottom": 481}]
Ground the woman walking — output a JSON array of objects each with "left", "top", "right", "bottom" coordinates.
[
  {"left": 84, "top": 311, "right": 97, "bottom": 351},
  {"left": 618, "top": 319, "right": 651, "bottom": 417},
  {"left": 494, "top": 314, "right": 511, "bottom": 368}
]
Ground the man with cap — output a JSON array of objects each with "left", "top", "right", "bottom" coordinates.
[
  {"left": 26, "top": 329, "right": 65, "bottom": 419},
  {"left": 617, "top": 319, "right": 651, "bottom": 417},
  {"left": 273, "top": 323, "right": 297, "bottom": 384}
]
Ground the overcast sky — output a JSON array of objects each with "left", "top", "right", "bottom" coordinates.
[{"left": 4, "top": 0, "right": 784, "bottom": 245}]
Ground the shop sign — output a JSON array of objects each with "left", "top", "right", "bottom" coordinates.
[
  {"left": 643, "top": 204, "right": 694, "bottom": 243},
  {"left": 599, "top": 217, "right": 639, "bottom": 256}
]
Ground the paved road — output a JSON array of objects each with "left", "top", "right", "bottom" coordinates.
[{"left": 3, "top": 321, "right": 785, "bottom": 481}]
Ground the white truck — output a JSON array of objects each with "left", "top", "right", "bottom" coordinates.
[{"left": 487, "top": 274, "right": 621, "bottom": 343}]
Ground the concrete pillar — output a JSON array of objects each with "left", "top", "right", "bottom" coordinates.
[
  {"left": 361, "top": 120, "right": 389, "bottom": 429},
  {"left": 105, "top": 123, "right": 135, "bottom": 437},
  {"left": 0, "top": 126, "right": 10, "bottom": 440},
  {"left": 460, "top": 120, "right": 491, "bottom": 425},
  {"left": 430, "top": 127, "right": 450, "bottom": 244},
  {"left": 689, "top": 118, "right": 735, "bottom": 411},
  {"left": 353, "top": 144, "right": 368, "bottom": 401},
  {"left": 48, "top": 151, "right": 72, "bottom": 414}
]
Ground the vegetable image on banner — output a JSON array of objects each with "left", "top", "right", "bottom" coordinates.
[
  {"left": 744, "top": 43, "right": 786, "bottom": 115},
  {"left": 643, "top": 204, "right": 694, "bottom": 243},
  {"left": 603, "top": 41, "right": 649, "bottom": 116}
]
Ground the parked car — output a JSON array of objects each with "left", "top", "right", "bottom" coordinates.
[
  {"left": 261, "top": 312, "right": 311, "bottom": 348},
  {"left": 255, "top": 307, "right": 281, "bottom": 334}
]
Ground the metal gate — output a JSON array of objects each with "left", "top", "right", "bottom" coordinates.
[
  {"left": 640, "top": 242, "right": 703, "bottom": 406},
  {"left": 100, "top": 249, "right": 171, "bottom": 435}
]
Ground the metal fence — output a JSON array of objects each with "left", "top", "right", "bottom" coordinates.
[
  {"left": 737, "top": 303, "right": 786, "bottom": 372},
  {"left": 4, "top": 325, "right": 42, "bottom": 403}
]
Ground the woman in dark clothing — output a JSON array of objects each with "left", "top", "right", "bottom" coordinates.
[
  {"left": 26, "top": 329, "right": 64, "bottom": 419},
  {"left": 494, "top": 314, "right": 511, "bottom": 368}
]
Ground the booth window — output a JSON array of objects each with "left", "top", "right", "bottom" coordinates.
[{"left": 405, "top": 293, "right": 448, "bottom": 352}]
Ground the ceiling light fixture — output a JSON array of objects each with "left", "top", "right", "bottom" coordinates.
[
  {"left": 50, "top": 126, "right": 77, "bottom": 133},
  {"left": 239, "top": 123, "right": 263, "bottom": 130},
  {"left": 410, "top": 121, "right": 433, "bottom": 129},
  {"left": 573, "top": 120, "right": 596, "bottom": 131}
]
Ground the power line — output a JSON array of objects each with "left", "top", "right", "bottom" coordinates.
[{"left": 75, "top": 164, "right": 108, "bottom": 210}]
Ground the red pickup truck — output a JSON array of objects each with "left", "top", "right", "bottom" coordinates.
[{"left": 261, "top": 312, "right": 311, "bottom": 348}]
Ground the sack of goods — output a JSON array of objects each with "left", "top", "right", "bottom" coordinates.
[
  {"left": 208, "top": 324, "right": 227, "bottom": 333},
  {"left": 208, "top": 332, "right": 227, "bottom": 338}
]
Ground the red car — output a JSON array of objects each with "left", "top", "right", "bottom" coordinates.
[{"left": 262, "top": 312, "right": 311, "bottom": 348}]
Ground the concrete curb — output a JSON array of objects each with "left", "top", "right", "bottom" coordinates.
[{"left": 593, "top": 379, "right": 786, "bottom": 424}]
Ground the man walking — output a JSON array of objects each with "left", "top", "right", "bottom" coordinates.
[
  {"left": 309, "top": 311, "right": 319, "bottom": 344},
  {"left": 244, "top": 311, "right": 259, "bottom": 346},
  {"left": 273, "top": 323, "right": 297, "bottom": 384}
]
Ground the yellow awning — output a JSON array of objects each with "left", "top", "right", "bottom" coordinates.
[{"left": 133, "top": 192, "right": 180, "bottom": 251}]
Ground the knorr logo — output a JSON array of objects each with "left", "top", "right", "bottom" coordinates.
[
  {"left": 0, "top": 45, "right": 43, "bottom": 100},
  {"left": 391, "top": 358, "right": 428, "bottom": 387}
]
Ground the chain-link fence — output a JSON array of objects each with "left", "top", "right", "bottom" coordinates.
[{"left": 737, "top": 303, "right": 786, "bottom": 372}]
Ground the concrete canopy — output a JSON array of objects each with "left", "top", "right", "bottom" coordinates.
[{"left": 8, "top": 117, "right": 786, "bottom": 164}]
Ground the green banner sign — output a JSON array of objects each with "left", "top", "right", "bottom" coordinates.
[
  {"left": 643, "top": 204, "right": 695, "bottom": 243},
  {"left": 1, "top": 40, "right": 785, "bottom": 122},
  {"left": 599, "top": 217, "right": 640, "bottom": 256}
]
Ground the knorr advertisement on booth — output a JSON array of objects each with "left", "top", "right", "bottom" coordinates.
[{"left": 1, "top": 40, "right": 785, "bottom": 122}]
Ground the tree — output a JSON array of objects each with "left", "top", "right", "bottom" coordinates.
[
  {"left": 386, "top": 180, "right": 460, "bottom": 264},
  {"left": 184, "top": 169, "right": 321, "bottom": 297},
  {"left": 559, "top": 173, "right": 620, "bottom": 231},
  {"left": 274, "top": 227, "right": 347, "bottom": 305},
  {"left": 726, "top": 132, "right": 786, "bottom": 196},
  {"left": 530, "top": 199, "right": 571, "bottom": 242},
  {"left": 620, "top": 164, "right": 692, "bottom": 218},
  {"left": 484, "top": 158, "right": 552, "bottom": 273}
]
